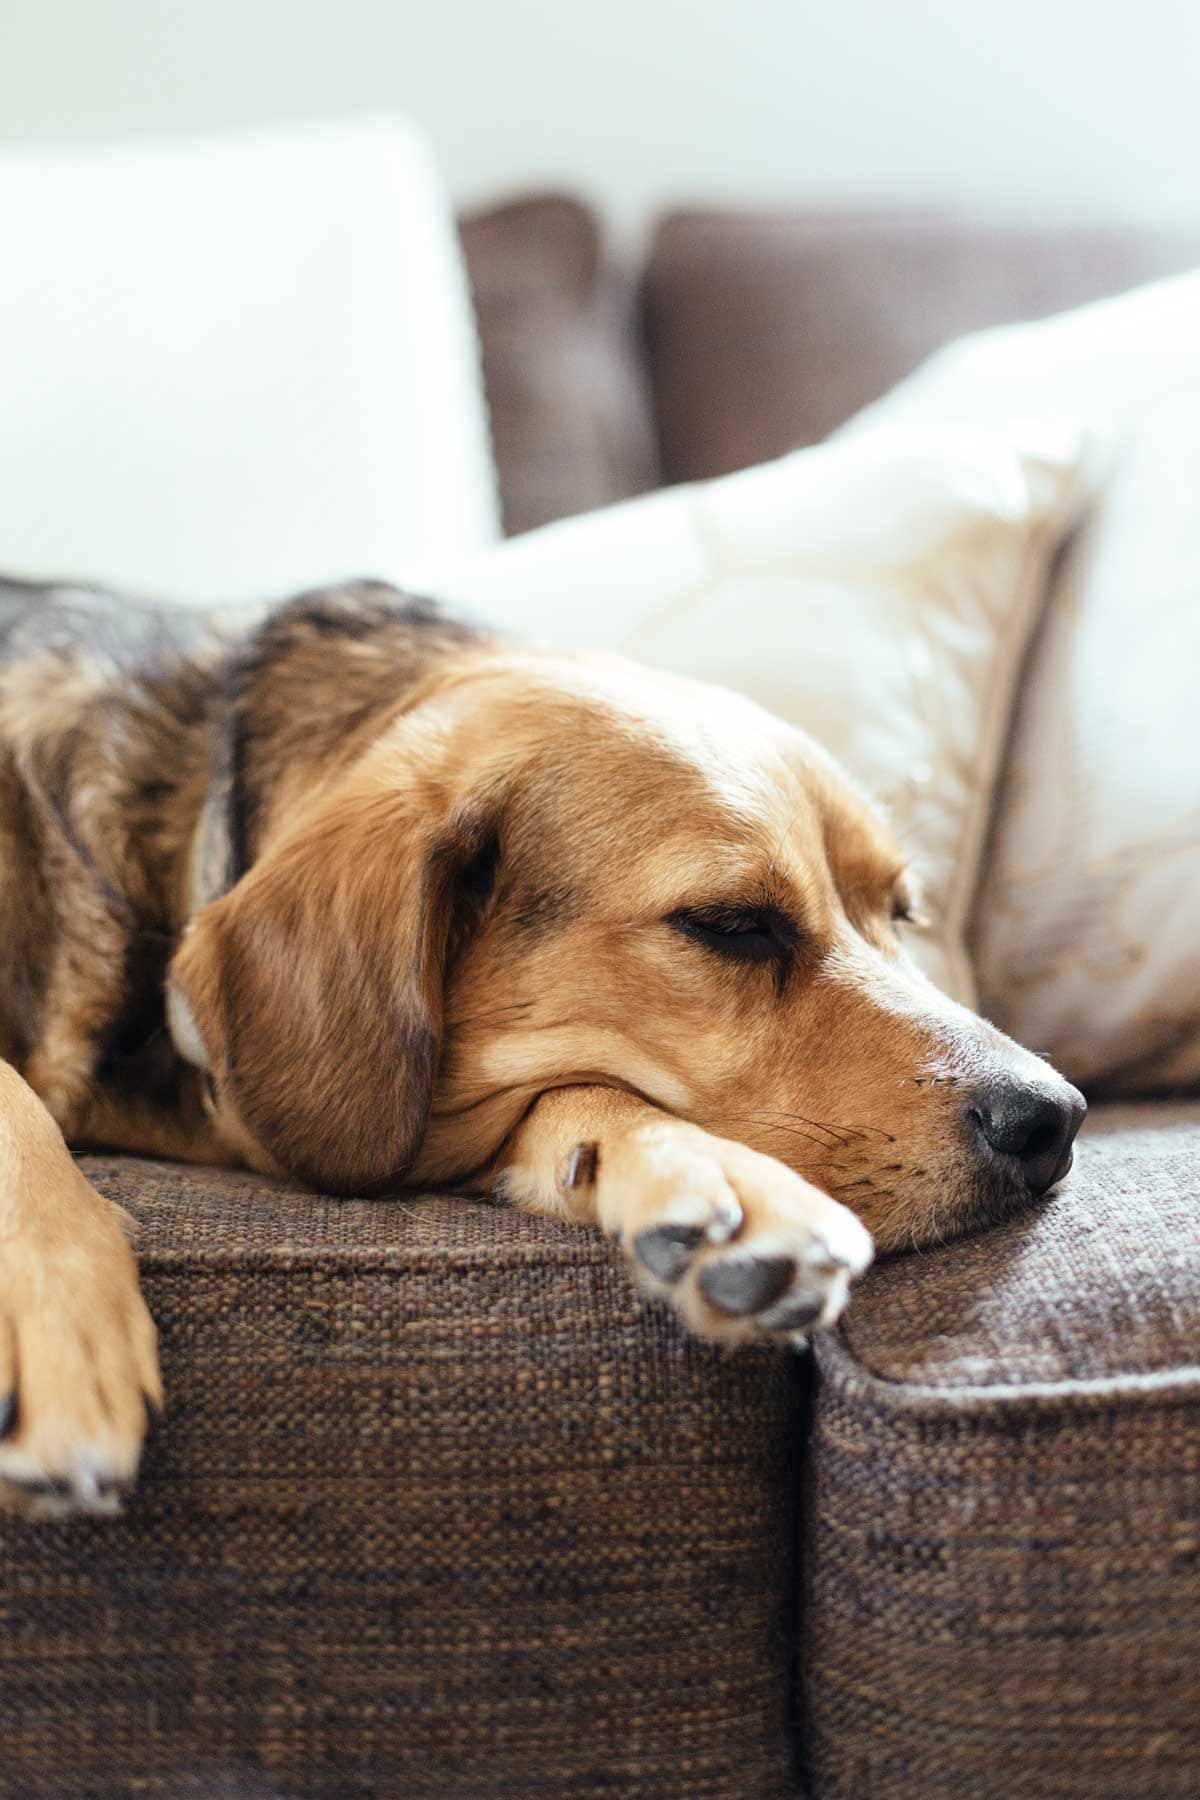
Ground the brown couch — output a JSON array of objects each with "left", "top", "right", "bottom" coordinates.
[{"left": 3, "top": 199, "right": 1198, "bottom": 1800}]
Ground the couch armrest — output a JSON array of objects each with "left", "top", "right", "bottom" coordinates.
[{"left": 2, "top": 1157, "right": 802, "bottom": 1800}]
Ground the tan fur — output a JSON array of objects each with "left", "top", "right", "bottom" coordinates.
[
  {"left": 0, "top": 584, "right": 1083, "bottom": 1517},
  {"left": 0, "top": 1062, "right": 162, "bottom": 1518}
]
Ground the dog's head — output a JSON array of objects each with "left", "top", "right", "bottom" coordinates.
[{"left": 169, "top": 649, "right": 1083, "bottom": 1246}]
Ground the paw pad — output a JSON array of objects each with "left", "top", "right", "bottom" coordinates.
[
  {"left": 633, "top": 1222, "right": 704, "bottom": 1283},
  {"left": 698, "top": 1252, "right": 794, "bottom": 1317}
]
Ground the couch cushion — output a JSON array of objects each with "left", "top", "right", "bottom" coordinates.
[
  {"left": 1, "top": 1158, "right": 799, "bottom": 1800},
  {"left": 802, "top": 1101, "right": 1200, "bottom": 1799},
  {"left": 643, "top": 208, "right": 1200, "bottom": 484},
  {"left": 460, "top": 192, "right": 660, "bottom": 536}
]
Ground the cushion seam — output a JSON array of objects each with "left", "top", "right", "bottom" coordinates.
[{"left": 818, "top": 1329, "right": 1200, "bottom": 1419}]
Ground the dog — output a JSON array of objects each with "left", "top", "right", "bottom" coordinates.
[{"left": 0, "top": 575, "right": 1085, "bottom": 1518}]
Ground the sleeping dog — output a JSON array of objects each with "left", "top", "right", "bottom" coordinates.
[{"left": 0, "top": 576, "right": 1085, "bottom": 1517}]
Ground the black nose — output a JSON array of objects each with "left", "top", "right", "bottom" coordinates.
[{"left": 966, "top": 1080, "right": 1087, "bottom": 1196}]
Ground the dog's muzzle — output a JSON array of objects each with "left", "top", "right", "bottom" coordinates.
[{"left": 964, "top": 1076, "right": 1087, "bottom": 1198}]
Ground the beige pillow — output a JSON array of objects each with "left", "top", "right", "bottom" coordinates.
[
  {"left": 852, "top": 270, "right": 1200, "bottom": 1091},
  {"left": 971, "top": 392, "right": 1200, "bottom": 1092},
  {"left": 441, "top": 423, "right": 1085, "bottom": 1006}
]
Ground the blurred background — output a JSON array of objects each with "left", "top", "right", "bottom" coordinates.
[
  {"left": 3, "top": 0, "right": 1199, "bottom": 238},
  {"left": 3, "top": 1, "right": 1200, "bottom": 593}
]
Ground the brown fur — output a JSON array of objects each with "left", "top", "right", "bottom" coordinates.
[{"left": 0, "top": 577, "right": 1084, "bottom": 1517}]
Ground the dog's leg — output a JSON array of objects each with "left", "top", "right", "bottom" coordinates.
[
  {"left": 0, "top": 1060, "right": 162, "bottom": 1519},
  {"left": 499, "top": 1086, "right": 874, "bottom": 1345}
]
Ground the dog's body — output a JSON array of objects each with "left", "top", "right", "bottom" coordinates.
[{"left": 0, "top": 577, "right": 1084, "bottom": 1517}]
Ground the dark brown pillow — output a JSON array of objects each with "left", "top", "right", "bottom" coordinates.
[
  {"left": 643, "top": 207, "right": 1200, "bottom": 484},
  {"left": 459, "top": 193, "right": 659, "bottom": 536}
]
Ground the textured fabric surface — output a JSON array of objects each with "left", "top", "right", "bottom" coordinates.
[
  {"left": 841, "top": 1100, "right": 1200, "bottom": 1388},
  {"left": 443, "top": 420, "right": 1084, "bottom": 1004},
  {"left": 643, "top": 208, "right": 1200, "bottom": 484},
  {"left": 460, "top": 192, "right": 660, "bottom": 537},
  {"left": 802, "top": 1102, "right": 1200, "bottom": 1798},
  {"left": 1, "top": 1158, "right": 800, "bottom": 1800}
]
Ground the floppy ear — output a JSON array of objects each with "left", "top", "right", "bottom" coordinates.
[{"left": 168, "top": 771, "right": 492, "bottom": 1195}]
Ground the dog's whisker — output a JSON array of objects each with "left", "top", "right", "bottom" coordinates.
[
  {"left": 722, "top": 1114, "right": 836, "bottom": 1153},
  {"left": 751, "top": 1109, "right": 898, "bottom": 1151},
  {"left": 775, "top": 1112, "right": 855, "bottom": 1145},
  {"left": 787, "top": 1114, "right": 897, "bottom": 1143},
  {"left": 733, "top": 1109, "right": 864, "bottom": 1150}
]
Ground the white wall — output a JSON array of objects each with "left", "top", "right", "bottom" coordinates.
[{"left": 2, "top": 0, "right": 1198, "bottom": 237}]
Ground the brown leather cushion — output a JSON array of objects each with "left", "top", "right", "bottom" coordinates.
[
  {"left": 460, "top": 193, "right": 660, "bottom": 536},
  {"left": 803, "top": 1101, "right": 1200, "bottom": 1798},
  {"left": 643, "top": 209, "right": 1200, "bottom": 483}
]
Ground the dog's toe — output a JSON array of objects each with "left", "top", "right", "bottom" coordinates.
[{"left": 0, "top": 1243, "right": 160, "bottom": 1522}]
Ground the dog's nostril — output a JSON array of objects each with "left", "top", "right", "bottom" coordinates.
[
  {"left": 966, "top": 1081, "right": 1086, "bottom": 1197},
  {"left": 1020, "top": 1118, "right": 1063, "bottom": 1163}
]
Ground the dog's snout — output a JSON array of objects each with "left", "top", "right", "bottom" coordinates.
[{"left": 966, "top": 1080, "right": 1087, "bottom": 1196}]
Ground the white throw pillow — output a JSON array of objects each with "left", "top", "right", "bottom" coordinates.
[
  {"left": 0, "top": 118, "right": 498, "bottom": 602},
  {"left": 851, "top": 266, "right": 1200, "bottom": 444},
  {"left": 971, "top": 391, "right": 1200, "bottom": 1093},
  {"left": 442, "top": 424, "right": 1085, "bottom": 1006},
  {"left": 849, "top": 271, "right": 1200, "bottom": 1091}
]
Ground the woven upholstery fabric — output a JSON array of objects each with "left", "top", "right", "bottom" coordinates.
[
  {"left": 1, "top": 1159, "right": 800, "bottom": 1800},
  {"left": 460, "top": 192, "right": 660, "bottom": 536},
  {"left": 643, "top": 208, "right": 1200, "bottom": 484},
  {"left": 802, "top": 1102, "right": 1200, "bottom": 1799}
]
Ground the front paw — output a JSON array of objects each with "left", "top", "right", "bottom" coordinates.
[
  {"left": 602, "top": 1123, "right": 873, "bottom": 1346},
  {"left": 0, "top": 1189, "right": 162, "bottom": 1521}
]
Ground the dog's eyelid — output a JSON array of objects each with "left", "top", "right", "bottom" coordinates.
[
  {"left": 665, "top": 901, "right": 802, "bottom": 961},
  {"left": 669, "top": 898, "right": 797, "bottom": 929}
]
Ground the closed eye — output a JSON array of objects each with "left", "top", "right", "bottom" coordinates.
[{"left": 666, "top": 902, "right": 801, "bottom": 984}]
